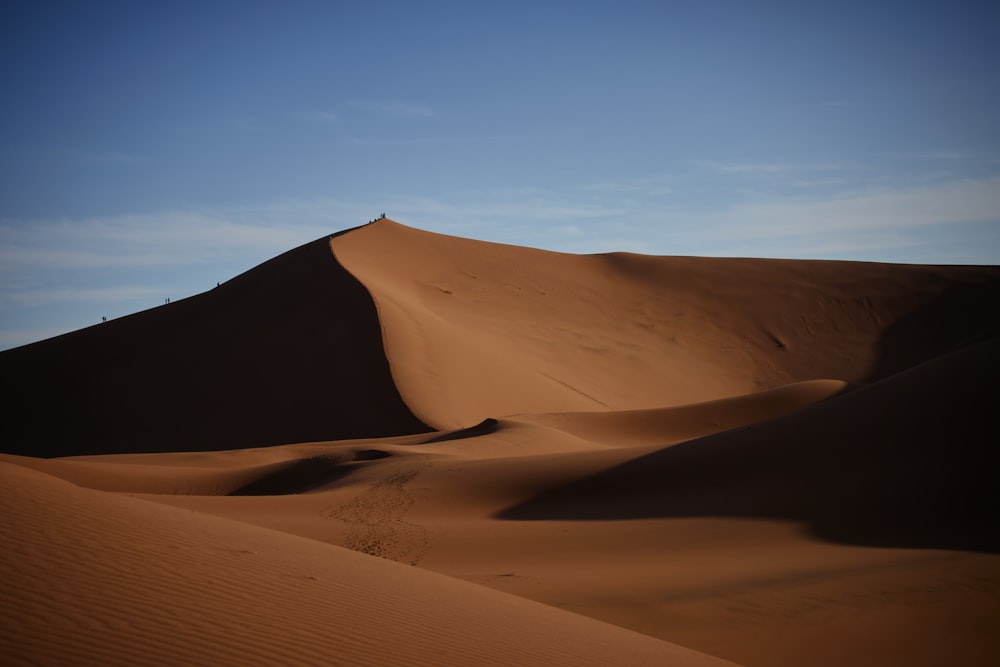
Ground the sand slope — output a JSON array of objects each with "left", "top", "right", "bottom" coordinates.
[
  {"left": 0, "top": 231, "right": 428, "bottom": 457},
  {"left": 332, "top": 219, "right": 1000, "bottom": 428},
  {"left": 3, "top": 219, "right": 1000, "bottom": 666},
  {"left": 500, "top": 334, "right": 1000, "bottom": 553},
  {"left": 4, "top": 362, "right": 996, "bottom": 666},
  {"left": 0, "top": 461, "right": 735, "bottom": 667}
]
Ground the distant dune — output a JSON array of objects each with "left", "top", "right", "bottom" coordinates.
[{"left": 2, "top": 219, "right": 999, "bottom": 666}]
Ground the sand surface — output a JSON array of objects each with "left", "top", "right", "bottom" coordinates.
[{"left": 3, "top": 219, "right": 999, "bottom": 665}]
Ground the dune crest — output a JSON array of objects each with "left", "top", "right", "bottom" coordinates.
[
  {"left": 333, "top": 219, "right": 1000, "bottom": 429},
  {"left": 0, "top": 233, "right": 428, "bottom": 457}
]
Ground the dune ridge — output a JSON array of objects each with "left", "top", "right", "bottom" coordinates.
[
  {"left": 3, "top": 218, "right": 999, "bottom": 666},
  {"left": 500, "top": 334, "right": 1000, "bottom": 552},
  {"left": 331, "top": 219, "right": 1000, "bottom": 429},
  {"left": 0, "top": 232, "right": 429, "bottom": 457}
]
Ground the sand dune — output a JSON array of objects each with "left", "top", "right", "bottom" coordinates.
[
  {"left": 332, "top": 219, "right": 1000, "bottom": 428},
  {"left": 512, "top": 378, "right": 850, "bottom": 447},
  {"left": 2, "top": 218, "right": 999, "bottom": 666},
  {"left": 0, "top": 461, "right": 734, "bottom": 666},
  {"left": 0, "top": 230, "right": 428, "bottom": 457},
  {"left": 500, "top": 334, "right": 1000, "bottom": 551}
]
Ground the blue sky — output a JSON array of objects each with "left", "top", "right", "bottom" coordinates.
[{"left": 1, "top": 0, "right": 998, "bottom": 349}]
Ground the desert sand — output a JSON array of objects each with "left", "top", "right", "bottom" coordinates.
[{"left": 2, "top": 218, "right": 998, "bottom": 666}]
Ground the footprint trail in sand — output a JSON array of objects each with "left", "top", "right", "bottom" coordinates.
[{"left": 325, "top": 463, "right": 430, "bottom": 566}]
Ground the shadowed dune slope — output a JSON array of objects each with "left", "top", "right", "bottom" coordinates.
[
  {"left": 332, "top": 219, "right": 1000, "bottom": 429},
  {"left": 0, "top": 232, "right": 429, "bottom": 457},
  {"left": 500, "top": 334, "right": 1000, "bottom": 553},
  {"left": 4, "top": 372, "right": 995, "bottom": 666},
  {"left": 513, "top": 379, "right": 850, "bottom": 448},
  {"left": 0, "top": 462, "right": 737, "bottom": 667}
]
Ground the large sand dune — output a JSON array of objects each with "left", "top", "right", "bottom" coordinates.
[
  {"left": 2, "top": 219, "right": 999, "bottom": 665},
  {"left": 333, "top": 219, "right": 1000, "bottom": 428},
  {"left": 0, "top": 230, "right": 428, "bottom": 457}
]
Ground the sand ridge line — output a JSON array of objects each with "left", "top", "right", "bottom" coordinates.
[
  {"left": 539, "top": 371, "right": 611, "bottom": 408},
  {"left": 332, "top": 219, "right": 1000, "bottom": 430},
  {"left": 323, "top": 459, "right": 430, "bottom": 565}
]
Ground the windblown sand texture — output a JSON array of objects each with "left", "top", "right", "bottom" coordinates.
[{"left": 2, "top": 219, "right": 999, "bottom": 666}]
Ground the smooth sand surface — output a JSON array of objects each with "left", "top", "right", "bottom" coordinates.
[
  {"left": 3, "top": 219, "right": 999, "bottom": 666},
  {"left": 332, "top": 219, "right": 1000, "bottom": 429},
  {"left": 0, "top": 462, "right": 735, "bottom": 667}
]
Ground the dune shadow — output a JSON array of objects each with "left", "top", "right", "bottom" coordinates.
[
  {"left": 420, "top": 418, "right": 500, "bottom": 444},
  {"left": 0, "top": 235, "right": 431, "bottom": 457},
  {"left": 229, "top": 450, "right": 392, "bottom": 496},
  {"left": 499, "top": 335, "right": 1000, "bottom": 554},
  {"left": 863, "top": 271, "right": 1000, "bottom": 382}
]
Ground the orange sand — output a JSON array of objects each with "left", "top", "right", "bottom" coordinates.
[{"left": 2, "top": 219, "right": 998, "bottom": 666}]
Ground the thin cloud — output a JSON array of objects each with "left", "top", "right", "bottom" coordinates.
[
  {"left": 384, "top": 193, "right": 628, "bottom": 228},
  {"left": 0, "top": 326, "right": 78, "bottom": 351},
  {"left": 3, "top": 175, "right": 995, "bottom": 288},
  {"left": 0, "top": 205, "right": 353, "bottom": 350},
  {"left": 9, "top": 286, "right": 165, "bottom": 307},
  {"left": 698, "top": 161, "right": 792, "bottom": 174},
  {"left": 694, "top": 160, "right": 856, "bottom": 175},
  {"left": 714, "top": 176, "right": 1000, "bottom": 238},
  {"left": 0, "top": 209, "right": 336, "bottom": 273},
  {"left": 577, "top": 178, "right": 673, "bottom": 197},
  {"left": 886, "top": 150, "right": 971, "bottom": 162},
  {"left": 348, "top": 99, "right": 435, "bottom": 118},
  {"left": 294, "top": 109, "right": 339, "bottom": 124}
]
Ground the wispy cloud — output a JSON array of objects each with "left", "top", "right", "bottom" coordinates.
[
  {"left": 379, "top": 175, "right": 1000, "bottom": 261},
  {"left": 2, "top": 172, "right": 997, "bottom": 351},
  {"left": 577, "top": 178, "right": 673, "bottom": 197},
  {"left": 294, "top": 109, "right": 339, "bottom": 124},
  {"left": 348, "top": 99, "right": 435, "bottom": 118},
  {"left": 0, "top": 204, "right": 362, "bottom": 350},
  {"left": 0, "top": 207, "right": 340, "bottom": 274},
  {"left": 383, "top": 191, "right": 628, "bottom": 228},
  {"left": 0, "top": 326, "right": 79, "bottom": 351},
  {"left": 694, "top": 160, "right": 856, "bottom": 175},
  {"left": 9, "top": 286, "right": 165, "bottom": 307},
  {"left": 884, "top": 150, "right": 983, "bottom": 162},
  {"left": 709, "top": 176, "right": 1000, "bottom": 238}
]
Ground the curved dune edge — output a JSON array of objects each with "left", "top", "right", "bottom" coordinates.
[
  {"left": 0, "top": 235, "right": 429, "bottom": 457},
  {"left": 330, "top": 220, "right": 755, "bottom": 429},
  {"left": 331, "top": 219, "right": 1000, "bottom": 431},
  {"left": 0, "top": 378, "right": 848, "bottom": 496},
  {"left": 500, "top": 334, "right": 1000, "bottom": 552},
  {"left": 510, "top": 378, "right": 850, "bottom": 447},
  {"left": 0, "top": 461, "right": 737, "bottom": 667}
]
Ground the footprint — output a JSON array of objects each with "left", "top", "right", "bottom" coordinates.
[{"left": 322, "top": 463, "right": 429, "bottom": 566}]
